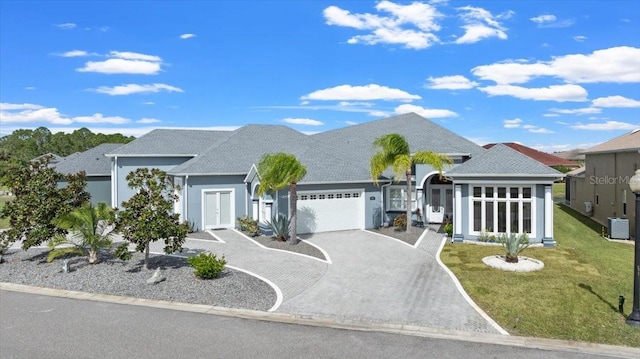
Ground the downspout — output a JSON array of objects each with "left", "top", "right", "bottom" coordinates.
[
  {"left": 380, "top": 181, "right": 392, "bottom": 226},
  {"left": 184, "top": 175, "right": 189, "bottom": 226},
  {"left": 114, "top": 156, "right": 118, "bottom": 208}
]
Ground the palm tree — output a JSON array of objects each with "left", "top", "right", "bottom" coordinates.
[
  {"left": 370, "top": 133, "right": 453, "bottom": 232},
  {"left": 48, "top": 201, "right": 116, "bottom": 264},
  {"left": 257, "top": 153, "right": 307, "bottom": 244}
]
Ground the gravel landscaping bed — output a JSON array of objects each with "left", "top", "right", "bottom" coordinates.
[
  {"left": 0, "top": 249, "right": 276, "bottom": 311},
  {"left": 250, "top": 235, "right": 327, "bottom": 261},
  {"left": 372, "top": 226, "right": 428, "bottom": 246}
]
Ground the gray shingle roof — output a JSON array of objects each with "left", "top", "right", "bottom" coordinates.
[
  {"left": 446, "top": 144, "right": 563, "bottom": 177},
  {"left": 312, "top": 113, "right": 486, "bottom": 163},
  {"left": 55, "top": 143, "right": 123, "bottom": 176},
  {"left": 106, "top": 129, "right": 233, "bottom": 156}
]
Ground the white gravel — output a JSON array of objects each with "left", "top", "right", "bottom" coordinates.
[{"left": 0, "top": 249, "right": 276, "bottom": 311}]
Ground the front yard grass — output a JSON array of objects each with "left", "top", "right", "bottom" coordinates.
[
  {"left": 552, "top": 182, "right": 565, "bottom": 201},
  {"left": 440, "top": 204, "right": 640, "bottom": 347}
]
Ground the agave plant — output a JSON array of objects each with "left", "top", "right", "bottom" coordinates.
[
  {"left": 48, "top": 202, "right": 116, "bottom": 264},
  {"left": 497, "top": 233, "right": 530, "bottom": 263},
  {"left": 266, "top": 214, "right": 290, "bottom": 241}
]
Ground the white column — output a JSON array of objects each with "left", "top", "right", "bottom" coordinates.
[
  {"left": 110, "top": 158, "right": 116, "bottom": 208},
  {"left": 454, "top": 185, "right": 462, "bottom": 238},
  {"left": 544, "top": 185, "right": 553, "bottom": 238}
]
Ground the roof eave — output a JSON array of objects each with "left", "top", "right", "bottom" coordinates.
[{"left": 105, "top": 154, "right": 198, "bottom": 158}]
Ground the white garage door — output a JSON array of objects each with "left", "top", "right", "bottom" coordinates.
[{"left": 296, "top": 190, "right": 364, "bottom": 234}]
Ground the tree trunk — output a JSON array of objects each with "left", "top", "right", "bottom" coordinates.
[
  {"left": 289, "top": 182, "right": 298, "bottom": 244},
  {"left": 144, "top": 243, "right": 150, "bottom": 270},
  {"left": 405, "top": 169, "right": 412, "bottom": 233},
  {"left": 88, "top": 249, "right": 98, "bottom": 264},
  {"left": 506, "top": 255, "right": 519, "bottom": 263}
]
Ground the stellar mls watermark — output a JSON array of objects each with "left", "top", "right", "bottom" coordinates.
[{"left": 589, "top": 175, "right": 638, "bottom": 185}]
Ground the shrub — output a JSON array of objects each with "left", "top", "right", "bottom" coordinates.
[
  {"left": 443, "top": 222, "right": 453, "bottom": 237},
  {"left": 393, "top": 214, "right": 407, "bottom": 229},
  {"left": 187, "top": 252, "right": 227, "bottom": 279},
  {"left": 478, "top": 229, "right": 497, "bottom": 243},
  {"left": 267, "top": 214, "right": 290, "bottom": 241},
  {"left": 237, "top": 215, "right": 260, "bottom": 237},
  {"left": 498, "top": 233, "right": 530, "bottom": 263}
]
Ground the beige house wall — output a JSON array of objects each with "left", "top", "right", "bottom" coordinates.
[{"left": 570, "top": 151, "right": 639, "bottom": 239}]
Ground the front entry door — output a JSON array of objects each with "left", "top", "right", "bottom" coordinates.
[
  {"left": 204, "top": 191, "right": 232, "bottom": 229},
  {"left": 428, "top": 186, "right": 453, "bottom": 223}
]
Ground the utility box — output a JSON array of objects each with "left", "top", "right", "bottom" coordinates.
[{"left": 608, "top": 217, "right": 629, "bottom": 239}]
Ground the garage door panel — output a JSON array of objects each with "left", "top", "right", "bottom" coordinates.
[{"left": 296, "top": 190, "right": 363, "bottom": 234}]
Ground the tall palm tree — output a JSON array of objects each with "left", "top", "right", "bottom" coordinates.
[
  {"left": 370, "top": 133, "right": 453, "bottom": 232},
  {"left": 48, "top": 201, "right": 116, "bottom": 264},
  {"left": 257, "top": 153, "right": 307, "bottom": 244}
]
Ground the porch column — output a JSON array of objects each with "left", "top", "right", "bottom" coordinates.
[
  {"left": 453, "top": 184, "right": 464, "bottom": 243},
  {"left": 543, "top": 185, "right": 556, "bottom": 247}
]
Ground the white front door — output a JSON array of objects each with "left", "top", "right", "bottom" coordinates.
[
  {"left": 204, "top": 190, "right": 233, "bottom": 229},
  {"left": 427, "top": 186, "right": 453, "bottom": 223},
  {"left": 261, "top": 201, "right": 272, "bottom": 224}
]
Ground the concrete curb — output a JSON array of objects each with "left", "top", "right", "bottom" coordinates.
[{"left": 1, "top": 282, "right": 637, "bottom": 358}]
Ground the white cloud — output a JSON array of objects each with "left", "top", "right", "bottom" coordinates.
[
  {"left": 0, "top": 126, "right": 239, "bottom": 138},
  {"left": 530, "top": 14, "right": 556, "bottom": 24},
  {"left": 394, "top": 104, "right": 458, "bottom": 118},
  {"left": 0, "top": 102, "right": 132, "bottom": 125},
  {"left": 56, "top": 23, "right": 76, "bottom": 29},
  {"left": 137, "top": 118, "right": 160, "bottom": 124},
  {"left": 302, "top": 84, "right": 421, "bottom": 102},
  {"left": 455, "top": 6, "right": 509, "bottom": 44},
  {"left": 571, "top": 121, "right": 639, "bottom": 130},
  {"left": 479, "top": 84, "right": 588, "bottom": 102},
  {"left": 573, "top": 35, "right": 587, "bottom": 42},
  {"left": 92, "top": 83, "right": 183, "bottom": 96},
  {"left": 425, "top": 75, "right": 478, "bottom": 90},
  {"left": 57, "top": 50, "right": 90, "bottom": 57},
  {"left": 543, "top": 113, "right": 560, "bottom": 117},
  {"left": 76, "top": 51, "right": 163, "bottom": 75},
  {"left": 141, "top": 101, "right": 155, "bottom": 105},
  {"left": 338, "top": 101, "right": 374, "bottom": 107},
  {"left": 25, "top": 86, "right": 36, "bottom": 90},
  {"left": 528, "top": 127, "right": 554, "bottom": 134},
  {"left": 549, "top": 107, "right": 601, "bottom": 115},
  {"left": 0, "top": 103, "right": 44, "bottom": 110},
  {"left": 345, "top": 121, "right": 359, "bottom": 125},
  {"left": 73, "top": 113, "right": 129, "bottom": 124},
  {"left": 323, "top": 1, "right": 443, "bottom": 49},
  {"left": 180, "top": 33, "right": 196, "bottom": 39},
  {"left": 503, "top": 118, "right": 522, "bottom": 128},
  {"left": 282, "top": 118, "right": 324, "bottom": 126},
  {"left": 472, "top": 46, "right": 640, "bottom": 85},
  {"left": 592, "top": 95, "right": 640, "bottom": 108}
]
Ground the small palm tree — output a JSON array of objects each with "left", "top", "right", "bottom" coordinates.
[
  {"left": 48, "top": 201, "right": 116, "bottom": 264},
  {"left": 257, "top": 153, "right": 307, "bottom": 244},
  {"left": 370, "top": 133, "right": 453, "bottom": 232}
]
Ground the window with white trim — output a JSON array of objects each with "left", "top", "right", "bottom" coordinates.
[
  {"left": 386, "top": 186, "right": 416, "bottom": 211},
  {"left": 471, "top": 185, "right": 534, "bottom": 235}
]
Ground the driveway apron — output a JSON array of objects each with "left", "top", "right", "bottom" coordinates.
[{"left": 278, "top": 230, "right": 500, "bottom": 334}]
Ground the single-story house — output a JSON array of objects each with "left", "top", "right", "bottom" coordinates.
[
  {"left": 567, "top": 129, "right": 640, "bottom": 239},
  {"left": 54, "top": 143, "right": 124, "bottom": 206},
  {"left": 99, "top": 113, "right": 562, "bottom": 244}
]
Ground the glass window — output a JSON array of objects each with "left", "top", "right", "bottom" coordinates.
[
  {"left": 336, "top": 193, "right": 343, "bottom": 199},
  {"left": 353, "top": 193, "right": 360, "bottom": 198},
  {"left": 485, "top": 201, "right": 494, "bottom": 231},
  {"left": 472, "top": 185, "right": 534, "bottom": 235},
  {"left": 310, "top": 194, "right": 317, "bottom": 200},
  {"left": 327, "top": 194, "right": 334, "bottom": 199},
  {"left": 498, "top": 187, "right": 507, "bottom": 198},
  {"left": 300, "top": 195, "right": 308, "bottom": 200},
  {"left": 497, "top": 202, "right": 507, "bottom": 232},
  {"left": 485, "top": 187, "right": 494, "bottom": 198},
  {"left": 510, "top": 188, "right": 519, "bottom": 199},
  {"left": 431, "top": 188, "right": 441, "bottom": 213},
  {"left": 345, "top": 193, "right": 351, "bottom": 198},
  {"left": 523, "top": 202, "right": 532, "bottom": 233},
  {"left": 473, "top": 187, "right": 482, "bottom": 198},
  {"left": 319, "top": 194, "right": 325, "bottom": 200},
  {"left": 523, "top": 187, "right": 532, "bottom": 199},
  {"left": 473, "top": 201, "right": 482, "bottom": 232},
  {"left": 510, "top": 202, "right": 519, "bottom": 233}
]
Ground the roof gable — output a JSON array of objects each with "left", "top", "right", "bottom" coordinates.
[
  {"left": 484, "top": 142, "right": 579, "bottom": 167},
  {"left": 583, "top": 129, "right": 640, "bottom": 154}
]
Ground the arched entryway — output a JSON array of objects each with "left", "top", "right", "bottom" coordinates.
[
  {"left": 251, "top": 182, "right": 272, "bottom": 224},
  {"left": 421, "top": 174, "right": 453, "bottom": 224}
]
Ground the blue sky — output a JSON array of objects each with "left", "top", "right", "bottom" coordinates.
[{"left": 1, "top": 0, "right": 639, "bottom": 153}]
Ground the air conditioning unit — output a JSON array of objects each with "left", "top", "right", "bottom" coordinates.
[{"left": 608, "top": 217, "right": 629, "bottom": 240}]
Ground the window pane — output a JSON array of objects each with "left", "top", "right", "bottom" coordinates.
[
  {"left": 431, "top": 188, "right": 441, "bottom": 212},
  {"left": 523, "top": 187, "right": 532, "bottom": 199},
  {"left": 510, "top": 187, "right": 519, "bottom": 199},
  {"left": 498, "top": 187, "right": 506, "bottom": 198},
  {"left": 485, "top": 187, "right": 494, "bottom": 198},
  {"left": 473, "top": 201, "right": 482, "bottom": 232},
  {"left": 445, "top": 189, "right": 453, "bottom": 214},
  {"left": 473, "top": 187, "right": 482, "bottom": 197},
  {"left": 485, "top": 201, "right": 494, "bottom": 232},
  {"left": 510, "top": 202, "right": 519, "bottom": 233},
  {"left": 523, "top": 202, "right": 532, "bottom": 233},
  {"left": 497, "top": 202, "right": 507, "bottom": 232}
]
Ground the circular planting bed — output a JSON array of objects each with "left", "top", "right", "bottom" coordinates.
[{"left": 482, "top": 255, "right": 544, "bottom": 272}]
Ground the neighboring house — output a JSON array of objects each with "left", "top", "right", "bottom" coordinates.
[
  {"left": 54, "top": 143, "right": 124, "bottom": 205},
  {"left": 33, "top": 153, "right": 63, "bottom": 164},
  {"left": 554, "top": 149, "right": 586, "bottom": 167},
  {"left": 102, "top": 113, "right": 562, "bottom": 244},
  {"left": 484, "top": 143, "right": 580, "bottom": 169},
  {"left": 567, "top": 129, "right": 640, "bottom": 239}
]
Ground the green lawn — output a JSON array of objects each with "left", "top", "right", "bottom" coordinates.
[
  {"left": 552, "top": 182, "right": 565, "bottom": 201},
  {"left": 440, "top": 204, "right": 640, "bottom": 347}
]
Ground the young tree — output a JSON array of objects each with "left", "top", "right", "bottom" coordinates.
[
  {"left": 117, "top": 168, "right": 188, "bottom": 270},
  {"left": 370, "top": 133, "right": 453, "bottom": 232},
  {"left": 48, "top": 202, "right": 116, "bottom": 264},
  {"left": 257, "top": 153, "right": 307, "bottom": 244},
  {"left": 0, "top": 156, "right": 89, "bottom": 249}
]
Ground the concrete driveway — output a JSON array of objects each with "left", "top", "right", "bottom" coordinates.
[{"left": 278, "top": 230, "right": 501, "bottom": 334}]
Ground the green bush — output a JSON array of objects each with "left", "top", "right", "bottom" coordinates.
[
  {"left": 443, "top": 222, "right": 453, "bottom": 237},
  {"left": 267, "top": 214, "right": 290, "bottom": 241},
  {"left": 393, "top": 214, "right": 407, "bottom": 229},
  {"left": 497, "top": 233, "right": 530, "bottom": 263},
  {"left": 237, "top": 215, "right": 260, "bottom": 237},
  {"left": 187, "top": 252, "right": 227, "bottom": 279}
]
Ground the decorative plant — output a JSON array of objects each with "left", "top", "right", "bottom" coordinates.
[
  {"left": 237, "top": 215, "right": 260, "bottom": 237},
  {"left": 267, "top": 214, "right": 290, "bottom": 241},
  {"left": 393, "top": 213, "right": 407, "bottom": 229},
  {"left": 498, "top": 233, "right": 530, "bottom": 263},
  {"left": 443, "top": 222, "right": 453, "bottom": 237},
  {"left": 478, "top": 228, "right": 497, "bottom": 243},
  {"left": 187, "top": 252, "right": 227, "bottom": 279}
]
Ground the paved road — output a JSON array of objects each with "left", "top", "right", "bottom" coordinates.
[{"left": 0, "top": 291, "right": 622, "bottom": 359}]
